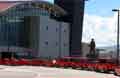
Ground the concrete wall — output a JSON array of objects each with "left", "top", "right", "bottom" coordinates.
[
  {"left": 81, "top": 43, "right": 90, "bottom": 57},
  {"left": 38, "top": 16, "right": 59, "bottom": 59},
  {"left": 60, "top": 22, "right": 69, "bottom": 58},
  {"left": 38, "top": 15, "right": 50, "bottom": 58},
  {"left": 37, "top": 15, "right": 69, "bottom": 59}
]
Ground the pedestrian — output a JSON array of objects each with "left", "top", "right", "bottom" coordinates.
[{"left": 89, "top": 38, "right": 96, "bottom": 57}]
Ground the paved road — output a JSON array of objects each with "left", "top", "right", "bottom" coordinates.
[{"left": 0, "top": 65, "right": 118, "bottom": 78}]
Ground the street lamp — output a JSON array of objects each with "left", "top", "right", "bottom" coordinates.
[{"left": 112, "top": 9, "right": 120, "bottom": 64}]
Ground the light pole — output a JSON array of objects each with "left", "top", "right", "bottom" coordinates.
[{"left": 112, "top": 9, "right": 120, "bottom": 65}]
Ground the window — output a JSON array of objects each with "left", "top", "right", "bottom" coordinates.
[
  {"left": 64, "top": 43, "right": 67, "bottom": 47},
  {"left": 56, "top": 28, "right": 58, "bottom": 32},
  {"left": 7, "top": 17, "right": 23, "bottom": 23},
  {"left": 45, "top": 41, "right": 48, "bottom": 45},
  {"left": 64, "top": 29, "right": 67, "bottom": 33},
  {"left": 46, "top": 26, "right": 48, "bottom": 30},
  {"left": 56, "top": 42, "right": 58, "bottom": 46}
]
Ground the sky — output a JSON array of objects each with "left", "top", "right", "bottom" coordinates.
[
  {"left": 0, "top": 0, "right": 119, "bottom": 47},
  {"left": 83, "top": 0, "right": 120, "bottom": 47}
]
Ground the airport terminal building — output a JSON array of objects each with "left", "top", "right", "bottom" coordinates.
[{"left": 0, "top": 1, "right": 69, "bottom": 59}]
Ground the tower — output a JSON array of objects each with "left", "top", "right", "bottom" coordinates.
[{"left": 55, "top": 0, "right": 85, "bottom": 56}]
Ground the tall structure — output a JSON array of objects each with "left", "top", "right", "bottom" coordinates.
[{"left": 55, "top": 0, "right": 85, "bottom": 56}]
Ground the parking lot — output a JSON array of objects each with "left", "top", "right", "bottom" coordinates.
[{"left": 0, "top": 65, "right": 118, "bottom": 78}]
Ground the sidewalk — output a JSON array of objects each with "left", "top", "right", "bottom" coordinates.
[{"left": 0, "top": 65, "right": 118, "bottom": 78}]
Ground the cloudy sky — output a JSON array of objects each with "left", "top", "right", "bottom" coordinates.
[
  {"left": 83, "top": 0, "right": 120, "bottom": 47},
  {"left": 0, "top": 0, "right": 119, "bottom": 47}
]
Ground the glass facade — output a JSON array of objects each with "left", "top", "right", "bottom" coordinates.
[
  {"left": 0, "top": 16, "right": 24, "bottom": 47},
  {"left": 0, "top": 1, "right": 67, "bottom": 58},
  {"left": 0, "top": 2, "right": 50, "bottom": 53}
]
